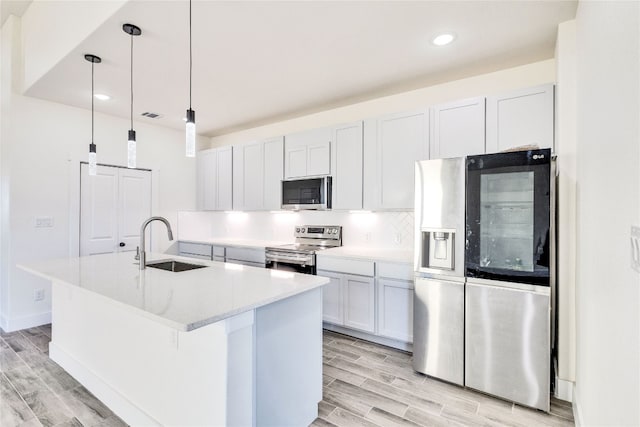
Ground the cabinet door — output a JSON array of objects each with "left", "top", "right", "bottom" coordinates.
[
  {"left": 486, "top": 83, "right": 554, "bottom": 153},
  {"left": 118, "top": 168, "right": 152, "bottom": 252},
  {"left": 263, "top": 137, "right": 284, "bottom": 210},
  {"left": 363, "top": 110, "right": 429, "bottom": 210},
  {"left": 343, "top": 274, "right": 376, "bottom": 333},
  {"left": 431, "top": 97, "right": 485, "bottom": 159},
  {"left": 198, "top": 149, "right": 217, "bottom": 211},
  {"left": 377, "top": 278, "right": 414, "bottom": 342},
  {"left": 285, "top": 127, "right": 331, "bottom": 178},
  {"left": 332, "top": 121, "right": 363, "bottom": 210},
  {"left": 216, "top": 146, "right": 233, "bottom": 211},
  {"left": 233, "top": 141, "right": 263, "bottom": 211},
  {"left": 318, "top": 270, "right": 343, "bottom": 325}
]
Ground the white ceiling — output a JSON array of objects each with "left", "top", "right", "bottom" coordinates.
[{"left": 24, "top": 1, "right": 577, "bottom": 137}]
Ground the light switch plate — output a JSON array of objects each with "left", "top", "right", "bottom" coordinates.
[
  {"left": 35, "top": 216, "right": 54, "bottom": 228},
  {"left": 631, "top": 226, "right": 640, "bottom": 273}
]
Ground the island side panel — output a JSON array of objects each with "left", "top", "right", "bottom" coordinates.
[
  {"left": 49, "top": 280, "right": 254, "bottom": 426},
  {"left": 255, "top": 287, "right": 323, "bottom": 426}
]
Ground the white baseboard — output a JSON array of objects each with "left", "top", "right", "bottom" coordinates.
[
  {"left": 555, "top": 377, "right": 574, "bottom": 402},
  {"left": 49, "top": 342, "right": 161, "bottom": 427},
  {"left": 323, "top": 323, "right": 413, "bottom": 352},
  {"left": 573, "top": 383, "right": 584, "bottom": 427},
  {"left": 1, "top": 311, "right": 51, "bottom": 332}
]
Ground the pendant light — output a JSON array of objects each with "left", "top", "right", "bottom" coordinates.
[
  {"left": 84, "top": 54, "right": 101, "bottom": 176},
  {"left": 123, "top": 23, "right": 142, "bottom": 169},
  {"left": 185, "top": 0, "right": 196, "bottom": 157}
]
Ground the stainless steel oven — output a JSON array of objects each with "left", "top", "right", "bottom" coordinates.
[{"left": 266, "top": 225, "right": 342, "bottom": 274}]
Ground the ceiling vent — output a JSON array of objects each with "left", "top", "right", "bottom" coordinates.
[{"left": 141, "top": 112, "right": 162, "bottom": 119}]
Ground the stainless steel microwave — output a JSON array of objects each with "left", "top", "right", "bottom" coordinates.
[{"left": 281, "top": 176, "right": 332, "bottom": 210}]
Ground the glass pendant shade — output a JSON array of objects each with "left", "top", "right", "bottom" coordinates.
[
  {"left": 89, "top": 143, "right": 97, "bottom": 176},
  {"left": 186, "top": 108, "right": 196, "bottom": 157},
  {"left": 127, "top": 129, "right": 137, "bottom": 169}
]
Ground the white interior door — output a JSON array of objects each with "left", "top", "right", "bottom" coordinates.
[
  {"left": 80, "top": 164, "right": 151, "bottom": 256},
  {"left": 118, "top": 168, "right": 152, "bottom": 252}
]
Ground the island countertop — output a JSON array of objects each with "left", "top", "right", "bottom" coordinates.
[{"left": 20, "top": 252, "right": 328, "bottom": 332}]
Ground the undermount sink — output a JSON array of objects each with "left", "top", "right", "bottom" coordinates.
[{"left": 146, "top": 259, "right": 208, "bottom": 272}]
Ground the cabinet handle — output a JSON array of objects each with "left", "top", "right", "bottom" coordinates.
[{"left": 119, "top": 242, "right": 125, "bottom": 247}]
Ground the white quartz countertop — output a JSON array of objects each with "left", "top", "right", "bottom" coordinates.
[
  {"left": 179, "top": 238, "right": 291, "bottom": 249},
  {"left": 19, "top": 252, "right": 328, "bottom": 332},
  {"left": 319, "top": 246, "right": 413, "bottom": 264}
]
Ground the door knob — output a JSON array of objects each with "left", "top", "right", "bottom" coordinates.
[{"left": 119, "top": 242, "right": 125, "bottom": 247}]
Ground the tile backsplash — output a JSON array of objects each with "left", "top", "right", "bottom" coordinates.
[{"left": 178, "top": 210, "right": 415, "bottom": 249}]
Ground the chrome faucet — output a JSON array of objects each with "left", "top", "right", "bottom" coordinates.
[{"left": 139, "top": 216, "right": 174, "bottom": 270}]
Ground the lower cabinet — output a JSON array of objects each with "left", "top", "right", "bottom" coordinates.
[
  {"left": 178, "top": 242, "right": 225, "bottom": 262},
  {"left": 317, "top": 258, "right": 413, "bottom": 345},
  {"left": 225, "top": 247, "right": 266, "bottom": 268},
  {"left": 377, "top": 278, "right": 414, "bottom": 342},
  {"left": 317, "top": 269, "right": 376, "bottom": 335}
]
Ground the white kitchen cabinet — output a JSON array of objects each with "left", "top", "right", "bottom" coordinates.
[
  {"left": 178, "top": 242, "right": 225, "bottom": 262},
  {"left": 284, "top": 127, "right": 331, "bottom": 178},
  {"left": 320, "top": 271, "right": 343, "bottom": 325},
  {"left": 225, "top": 247, "right": 266, "bottom": 268},
  {"left": 343, "top": 274, "right": 376, "bottom": 333},
  {"left": 233, "top": 137, "right": 284, "bottom": 211},
  {"left": 486, "top": 83, "right": 555, "bottom": 153},
  {"left": 377, "top": 278, "right": 414, "bottom": 342},
  {"left": 331, "top": 121, "right": 363, "bottom": 210},
  {"left": 376, "top": 262, "right": 414, "bottom": 343},
  {"left": 317, "top": 255, "right": 376, "bottom": 334},
  {"left": 363, "top": 109, "right": 429, "bottom": 210},
  {"left": 197, "top": 146, "right": 233, "bottom": 211},
  {"left": 431, "top": 96, "right": 485, "bottom": 159}
]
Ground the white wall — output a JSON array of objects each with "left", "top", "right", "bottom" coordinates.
[
  {"left": 0, "top": 16, "right": 202, "bottom": 331},
  {"left": 210, "top": 59, "right": 556, "bottom": 147},
  {"left": 554, "top": 19, "right": 577, "bottom": 397},
  {"left": 574, "top": 1, "right": 639, "bottom": 425}
]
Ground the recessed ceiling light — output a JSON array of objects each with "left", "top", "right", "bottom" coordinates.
[
  {"left": 94, "top": 93, "right": 110, "bottom": 101},
  {"left": 432, "top": 33, "right": 456, "bottom": 46}
]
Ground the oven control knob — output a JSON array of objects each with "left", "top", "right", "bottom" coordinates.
[
  {"left": 301, "top": 228, "right": 306, "bottom": 233},
  {"left": 296, "top": 227, "right": 300, "bottom": 233}
]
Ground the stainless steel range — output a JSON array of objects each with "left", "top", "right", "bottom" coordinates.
[{"left": 266, "top": 225, "right": 342, "bottom": 274}]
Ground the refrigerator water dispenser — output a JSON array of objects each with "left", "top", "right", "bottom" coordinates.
[{"left": 421, "top": 229, "right": 455, "bottom": 270}]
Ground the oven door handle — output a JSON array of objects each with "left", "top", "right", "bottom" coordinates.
[{"left": 266, "top": 252, "right": 313, "bottom": 265}]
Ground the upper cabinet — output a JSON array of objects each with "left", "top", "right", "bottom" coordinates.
[
  {"left": 486, "top": 83, "right": 555, "bottom": 153},
  {"left": 331, "top": 121, "right": 363, "bottom": 210},
  {"left": 197, "top": 146, "right": 233, "bottom": 211},
  {"left": 363, "top": 109, "right": 429, "bottom": 210},
  {"left": 430, "top": 96, "right": 486, "bottom": 159},
  {"left": 284, "top": 127, "right": 331, "bottom": 178},
  {"left": 233, "top": 137, "right": 284, "bottom": 211}
]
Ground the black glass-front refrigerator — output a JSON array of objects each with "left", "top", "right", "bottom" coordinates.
[{"left": 464, "top": 148, "right": 553, "bottom": 412}]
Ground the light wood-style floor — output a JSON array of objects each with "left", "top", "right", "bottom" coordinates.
[
  {"left": 1, "top": 326, "right": 574, "bottom": 427},
  {"left": 315, "top": 330, "right": 574, "bottom": 427}
]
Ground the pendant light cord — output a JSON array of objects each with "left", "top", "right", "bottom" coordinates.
[
  {"left": 91, "top": 61, "right": 94, "bottom": 143},
  {"left": 130, "top": 32, "right": 134, "bottom": 130},
  {"left": 189, "top": 0, "right": 192, "bottom": 109}
]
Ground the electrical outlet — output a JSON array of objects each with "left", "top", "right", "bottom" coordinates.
[
  {"left": 365, "top": 232, "right": 372, "bottom": 242},
  {"left": 394, "top": 233, "right": 402, "bottom": 245},
  {"left": 631, "top": 226, "right": 640, "bottom": 273},
  {"left": 35, "top": 216, "right": 54, "bottom": 228},
  {"left": 34, "top": 288, "right": 45, "bottom": 301}
]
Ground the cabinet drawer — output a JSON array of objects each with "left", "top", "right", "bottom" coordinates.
[
  {"left": 212, "top": 246, "right": 225, "bottom": 258},
  {"left": 377, "top": 262, "right": 414, "bottom": 281},
  {"left": 178, "top": 242, "right": 212, "bottom": 258},
  {"left": 316, "top": 257, "right": 374, "bottom": 277},
  {"left": 226, "top": 247, "right": 265, "bottom": 264}
]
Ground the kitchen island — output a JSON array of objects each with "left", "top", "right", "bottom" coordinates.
[{"left": 20, "top": 252, "right": 329, "bottom": 426}]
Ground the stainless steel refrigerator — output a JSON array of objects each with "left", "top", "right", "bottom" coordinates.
[
  {"left": 413, "top": 149, "right": 554, "bottom": 412},
  {"left": 413, "top": 157, "right": 466, "bottom": 386}
]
